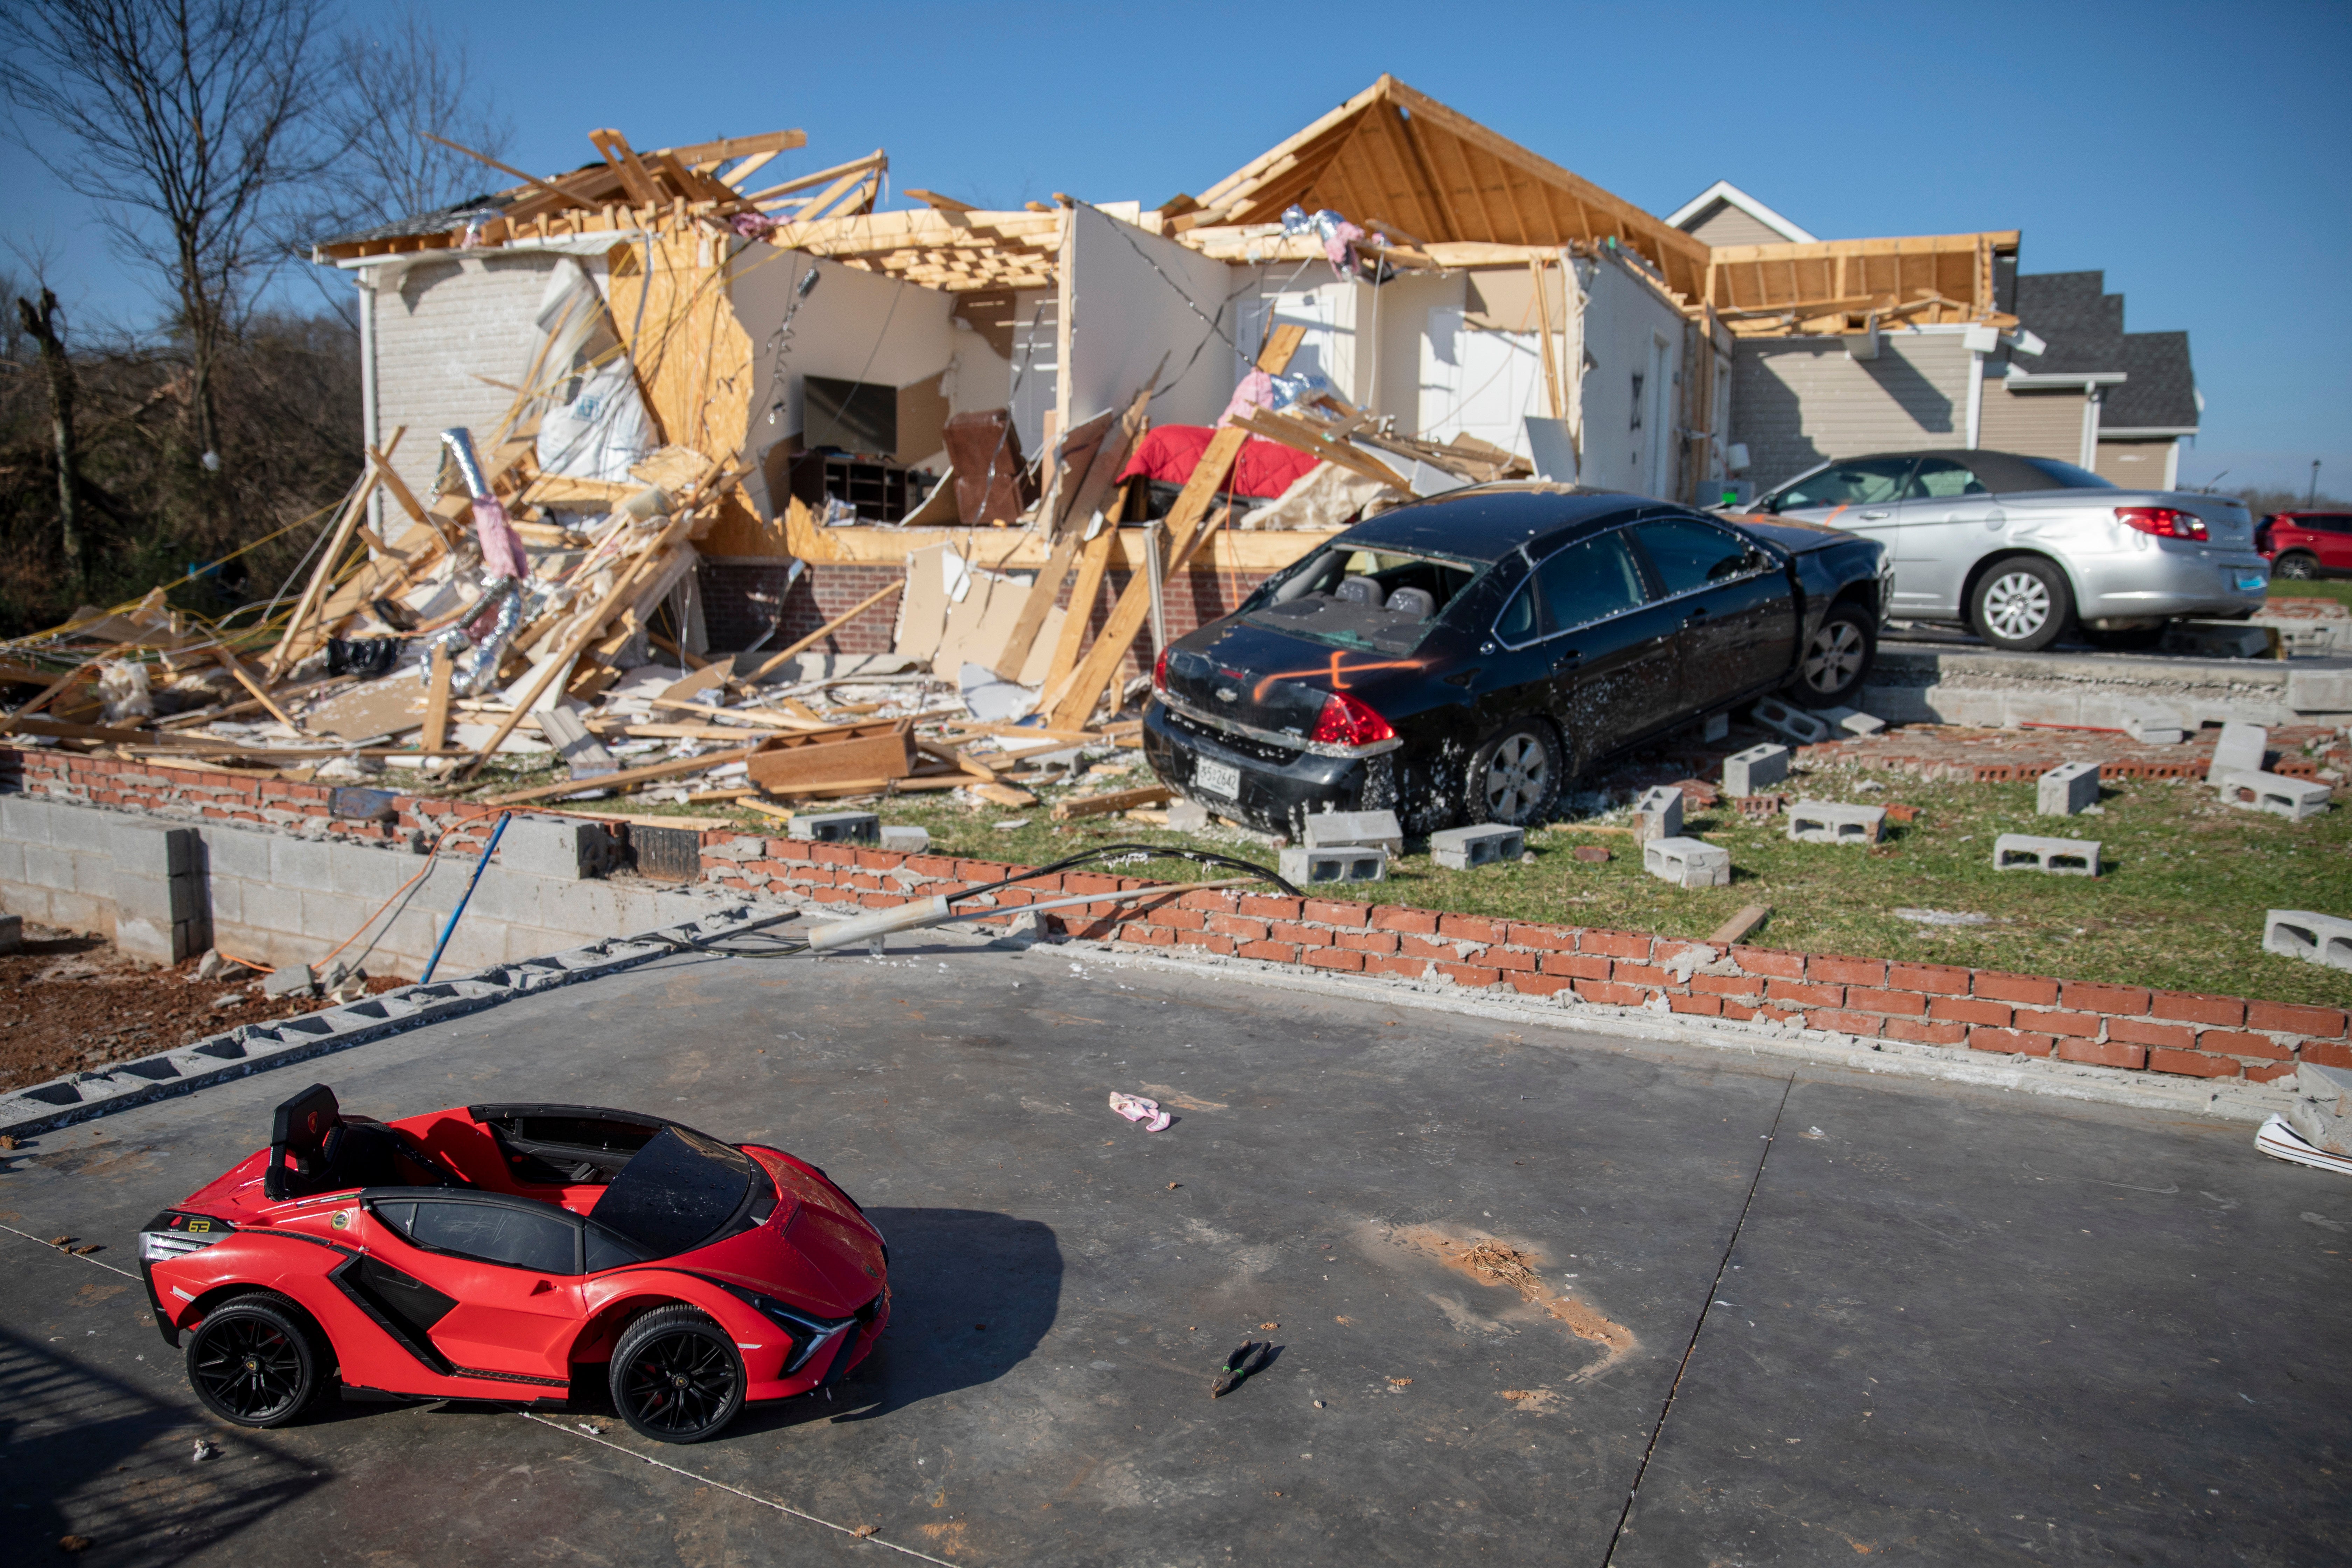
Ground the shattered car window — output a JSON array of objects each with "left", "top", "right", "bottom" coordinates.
[
  {"left": 1535, "top": 532, "right": 1650, "bottom": 631},
  {"left": 1243, "top": 545, "right": 1486, "bottom": 653}
]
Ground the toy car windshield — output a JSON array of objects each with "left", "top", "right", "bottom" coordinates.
[{"left": 587, "top": 1124, "right": 761, "bottom": 1258}]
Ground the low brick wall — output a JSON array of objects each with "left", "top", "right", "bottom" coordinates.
[{"left": 7, "top": 748, "right": 2343, "bottom": 1082}]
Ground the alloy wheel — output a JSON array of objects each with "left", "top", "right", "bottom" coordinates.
[
  {"left": 1981, "top": 570, "right": 2052, "bottom": 642},
  {"left": 190, "top": 1315, "right": 308, "bottom": 1422},
  {"left": 2277, "top": 554, "right": 2317, "bottom": 580},
  {"left": 1801, "top": 621, "right": 1867, "bottom": 695},
  {"left": 1483, "top": 734, "right": 1548, "bottom": 819},
  {"left": 620, "top": 1329, "right": 740, "bottom": 1437}
]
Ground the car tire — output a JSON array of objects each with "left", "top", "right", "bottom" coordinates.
[
  {"left": 1969, "top": 556, "right": 2073, "bottom": 652},
  {"left": 2275, "top": 552, "right": 2320, "bottom": 581},
  {"left": 1787, "top": 602, "right": 1876, "bottom": 706},
  {"left": 611, "top": 1306, "right": 746, "bottom": 1444},
  {"left": 185, "top": 1292, "right": 328, "bottom": 1428},
  {"left": 1465, "top": 720, "right": 1562, "bottom": 827}
]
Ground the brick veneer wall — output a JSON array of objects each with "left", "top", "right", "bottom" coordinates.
[{"left": 12, "top": 749, "right": 2343, "bottom": 1080}]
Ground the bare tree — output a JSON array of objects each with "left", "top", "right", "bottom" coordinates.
[
  {"left": 0, "top": 0, "right": 337, "bottom": 485},
  {"left": 318, "top": 6, "right": 515, "bottom": 232},
  {"left": 14, "top": 286, "right": 85, "bottom": 583}
]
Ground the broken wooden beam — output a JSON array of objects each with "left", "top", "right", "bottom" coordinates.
[{"left": 1050, "top": 783, "right": 1175, "bottom": 821}]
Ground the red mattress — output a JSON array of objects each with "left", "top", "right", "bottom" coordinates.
[{"left": 1117, "top": 424, "right": 1321, "bottom": 500}]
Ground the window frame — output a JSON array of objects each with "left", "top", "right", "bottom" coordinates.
[
  {"left": 371, "top": 1192, "right": 588, "bottom": 1275},
  {"left": 1491, "top": 524, "right": 1655, "bottom": 651},
  {"left": 1765, "top": 456, "right": 1919, "bottom": 514},
  {"left": 1624, "top": 513, "right": 1778, "bottom": 606}
]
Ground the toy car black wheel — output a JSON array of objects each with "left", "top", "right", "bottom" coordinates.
[
  {"left": 2275, "top": 551, "right": 2319, "bottom": 580},
  {"left": 1788, "top": 602, "right": 1875, "bottom": 705},
  {"left": 612, "top": 1307, "right": 745, "bottom": 1443},
  {"left": 1465, "top": 719, "right": 1561, "bottom": 827},
  {"left": 185, "top": 1293, "right": 325, "bottom": 1427},
  {"left": 1970, "top": 555, "right": 2072, "bottom": 652}
]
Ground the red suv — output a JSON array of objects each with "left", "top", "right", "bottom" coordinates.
[{"left": 2258, "top": 512, "right": 2352, "bottom": 579}]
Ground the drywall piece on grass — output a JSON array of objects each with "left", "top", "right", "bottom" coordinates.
[
  {"left": 878, "top": 825, "right": 930, "bottom": 853},
  {"left": 2264, "top": 909, "right": 2352, "bottom": 972},
  {"left": 788, "top": 811, "right": 881, "bottom": 844},
  {"left": 1429, "top": 824, "right": 1524, "bottom": 870},
  {"left": 1993, "top": 834, "right": 2101, "bottom": 876},
  {"left": 1785, "top": 800, "right": 1886, "bottom": 845},
  {"left": 2222, "top": 771, "right": 2332, "bottom": 821},
  {"left": 1279, "top": 844, "right": 1388, "bottom": 885},
  {"left": 1631, "top": 785, "right": 1683, "bottom": 845},
  {"left": 1642, "top": 836, "right": 1731, "bottom": 889},
  {"left": 2037, "top": 761, "right": 2101, "bottom": 816},
  {"left": 1751, "top": 696, "right": 1831, "bottom": 745},
  {"left": 1722, "top": 743, "right": 1789, "bottom": 797},
  {"left": 1164, "top": 800, "right": 1212, "bottom": 832},
  {"left": 2207, "top": 721, "right": 2268, "bottom": 783},
  {"left": 1302, "top": 809, "right": 1403, "bottom": 855}
]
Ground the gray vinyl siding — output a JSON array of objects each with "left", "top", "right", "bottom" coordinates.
[
  {"left": 367, "top": 252, "right": 565, "bottom": 512},
  {"left": 1977, "top": 379, "right": 2085, "bottom": 463},
  {"left": 1683, "top": 203, "right": 1792, "bottom": 248},
  {"left": 2095, "top": 438, "right": 2174, "bottom": 488},
  {"left": 1730, "top": 333, "right": 1974, "bottom": 490}
]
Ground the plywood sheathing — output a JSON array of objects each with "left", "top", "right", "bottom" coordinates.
[{"left": 761, "top": 208, "right": 1066, "bottom": 294}]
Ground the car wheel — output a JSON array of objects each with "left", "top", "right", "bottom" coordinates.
[
  {"left": 1465, "top": 720, "right": 1562, "bottom": 827},
  {"left": 185, "top": 1293, "right": 327, "bottom": 1428},
  {"left": 1970, "top": 556, "right": 2072, "bottom": 652},
  {"left": 2275, "top": 552, "right": 2320, "bottom": 581},
  {"left": 611, "top": 1307, "right": 746, "bottom": 1444},
  {"left": 1787, "top": 602, "right": 1875, "bottom": 705}
]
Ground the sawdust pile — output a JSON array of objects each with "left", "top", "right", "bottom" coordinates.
[{"left": 1389, "top": 1225, "right": 1640, "bottom": 1382}]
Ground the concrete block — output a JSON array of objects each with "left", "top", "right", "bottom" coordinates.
[
  {"left": 2206, "top": 721, "right": 2268, "bottom": 784},
  {"left": 1302, "top": 810, "right": 1404, "bottom": 856},
  {"left": 50, "top": 806, "right": 120, "bottom": 855},
  {"left": 2284, "top": 1062, "right": 2352, "bottom": 1156},
  {"left": 1643, "top": 836, "right": 1731, "bottom": 889},
  {"left": 878, "top": 825, "right": 930, "bottom": 854},
  {"left": 1721, "top": 744, "right": 1789, "bottom": 798},
  {"left": 1631, "top": 786, "right": 1683, "bottom": 845},
  {"left": 1785, "top": 800, "right": 1886, "bottom": 845},
  {"left": 2162, "top": 620, "right": 2273, "bottom": 659},
  {"left": 2264, "top": 910, "right": 2352, "bottom": 972},
  {"left": 0, "top": 912, "right": 19, "bottom": 953},
  {"left": 114, "top": 914, "right": 179, "bottom": 966},
  {"left": 787, "top": 811, "right": 880, "bottom": 844},
  {"left": 1164, "top": 800, "right": 1212, "bottom": 832},
  {"left": 0, "top": 840, "right": 25, "bottom": 885},
  {"left": 1993, "top": 834, "right": 2101, "bottom": 876},
  {"left": 1701, "top": 713, "right": 1730, "bottom": 743},
  {"left": 1815, "top": 706, "right": 1886, "bottom": 737},
  {"left": 2286, "top": 668, "right": 2352, "bottom": 714},
  {"left": 0, "top": 794, "right": 59, "bottom": 846},
  {"left": 111, "top": 868, "right": 200, "bottom": 924},
  {"left": 500, "top": 814, "right": 628, "bottom": 878},
  {"left": 1429, "top": 824, "right": 1524, "bottom": 870},
  {"left": 267, "top": 835, "right": 340, "bottom": 892},
  {"left": 22, "top": 845, "right": 74, "bottom": 895},
  {"left": 1279, "top": 844, "right": 1388, "bottom": 885},
  {"left": 1751, "top": 696, "right": 1831, "bottom": 745},
  {"left": 2222, "top": 772, "right": 2332, "bottom": 821},
  {"left": 2120, "top": 705, "right": 2186, "bottom": 744},
  {"left": 263, "top": 962, "right": 318, "bottom": 998},
  {"left": 2037, "top": 761, "right": 2102, "bottom": 816},
  {"left": 201, "top": 824, "right": 276, "bottom": 880}
]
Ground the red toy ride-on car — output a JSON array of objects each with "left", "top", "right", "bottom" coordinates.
[{"left": 139, "top": 1084, "right": 889, "bottom": 1443}]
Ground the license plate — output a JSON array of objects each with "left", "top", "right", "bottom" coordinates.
[
  {"left": 2236, "top": 573, "right": 2267, "bottom": 592},
  {"left": 1194, "top": 758, "right": 1241, "bottom": 800}
]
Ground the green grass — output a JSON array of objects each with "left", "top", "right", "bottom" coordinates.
[{"left": 2268, "top": 581, "right": 2352, "bottom": 607}]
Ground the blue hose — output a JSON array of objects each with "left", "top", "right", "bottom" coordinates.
[{"left": 420, "top": 812, "right": 510, "bottom": 983}]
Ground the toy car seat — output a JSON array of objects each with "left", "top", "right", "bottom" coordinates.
[
  {"left": 265, "top": 1083, "right": 343, "bottom": 1199},
  {"left": 265, "top": 1083, "right": 458, "bottom": 1198}
]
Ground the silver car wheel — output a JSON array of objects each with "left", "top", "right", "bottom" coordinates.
[
  {"left": 1801, "top": 621, "right": 1867, "bottom": 694},
  {"left": 1982, "top": 570, "right": 2052, "bottom": 641},
  {"left": 1483, "top": 734, "right": 1548, "bottom": 819}
]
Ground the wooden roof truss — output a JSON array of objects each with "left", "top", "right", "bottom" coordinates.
[
  {"left": 1706, "top": 232, "right": 2020, "bottom": 336},
  {"left": 759, "top": 206, "right": 1066, "bottom": 294}
]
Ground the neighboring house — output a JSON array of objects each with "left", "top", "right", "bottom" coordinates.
[
  {"left": 1662, "top": 180, "right": 1816, "bottom": 248},
  {"left": 1982, "top": 272, "right": 2199, "bottom": 490}
]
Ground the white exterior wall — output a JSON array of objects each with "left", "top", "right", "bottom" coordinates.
[{"left": 1566, "top": 255, "right": 1689, "bottom": 497}]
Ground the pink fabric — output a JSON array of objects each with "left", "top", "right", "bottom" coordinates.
[
  {"left": 1324, "top": 219, "right": 1366, "bottom": 276},
  {"left": 1115, "top": 425, "right": 1321, "bottom": 500},
  {"left": 471, "top": 497, "right": 530, "bottom": 581},
  {"left": 1218, "top": 369, "right": 1276, "bottom": 427}
]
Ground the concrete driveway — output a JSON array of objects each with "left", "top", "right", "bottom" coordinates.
[{"left": 2, "top": 936, "right": 2344, "bottom": 1565}]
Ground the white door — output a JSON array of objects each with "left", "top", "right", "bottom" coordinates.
[
  {"left": 1420, "top": 307, "right": 1542, "bottom": 457},
  {"left": 1642, "top": 332, "right": 1676, "bottom": 498},
  {"left": 1009, "top": 297, "right": 1058, "bottom": 462}
]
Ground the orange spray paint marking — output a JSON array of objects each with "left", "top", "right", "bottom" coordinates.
[{"left": 1249, "top": 649, "right": 1426, "bottom": 703}]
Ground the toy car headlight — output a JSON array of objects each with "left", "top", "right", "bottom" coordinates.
[{"left": 718, "top": 1282, "right": 854, "bottom": 1373}]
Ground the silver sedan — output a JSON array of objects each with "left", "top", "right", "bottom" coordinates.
[{"left": 1732, "top": 449, "right": 2267, "bottom": 651}]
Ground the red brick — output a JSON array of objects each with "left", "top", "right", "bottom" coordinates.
[
  {"left": 1508, "top": 972, "right": 1577, "bottom": 999},
  {"left": 1886, "top": 961, "right": 1972, "bottom": 996},
  {"left": 1540, "top": 952, "right": 1612, "bottom": 981},
  {"left": 1399, "top": 934, "right": 1458, "bottom": 961},
  {"left": 2197, "top": 1029, "right": 2291, "bottom": 1061},
  {"left": 1237, "top": 941, "right": 1300, "bottom": 964},
  {"left": 1208, "top": 914, "right": 1270, "bottom": 941},
  {"left": 1765, "top": 979, "right": 1843, "bottom": 1008},
  {"left": 1881, "top": 1017, "right": 1969, "bottom": 1046},
  {"left": 1240, "top": 894, "right": 1304, "bottom": 920},
  {"left": 1436, "top": 962, "right": 1504, "bottom": 989},
  {"left": 2246, "top": 1000, "right": 2349, "bottom": 1039},
  {"left": 2150, "top": 990, "right": 2244, "bottom": 1028},
  {"left": 1177, "top": 888, "right": 1241, "bottom": 914},
  {"left": 1506, "top": 922, "right": 1579, "bottom": 952},
  {"left": 1335, "top": 927, "right": 1400, "bottom": 954},
  {"left": 1584, "top": 930, "right": 1656, "bottom": 961},
  {"left": 1692, "top": 973, "right": 1763, "bottom": 998},
  {"left": 1121, "top": 923, "right": 1176, "bottom": 947},
  {"left": 1612, "top": 961, "right": 1671, "bottom": 987},
  {"left": 1970, "top": 1027, "right": 2054, "bottom": 1056},
  {"left": 2013, "top": 1009, "right": 2102, "bottom": 1040},
  {"left": 1437, "top": 913, "right": 1506, "bottom": 944},
  {"left": 2106, "top": 1017, "right": 2196, "bottom": 1050},
  {"left": 1808, "top": 954, "right": 1888, "bottom": 987},
  {"left": 2147, "top": 1048, "right": 2238, "bottom": 1079},
  {"left": 1974, "top": 971, "right": 2061, "bottom": 1006},
  {"left": 1303, "top": 898, "right": 1373, "bottom": 929},
  {"left": 1843, "top": 987, "right": 1928, "bottom": 1017},
  {"left": 1370, "top": 905, "right": 1438, "bottom": 935},
  {"left": 1731, "top": 945, "right": 1805, "bottom": 979},
  {"left": 1577, "top": 980, "right": 1653, "bottom": 1008},
  {"left": 2057, "top": 1037, "right": 2149, "bottom": 1070},
  {"left": 1930, "top": 995, "right": 2011, "bottom": 1027},
  {"left": 1149, "top": 908, "right": 1207, "bottom": 932},
  {"left": 1720, "top": 1000, "right": 1765, "bottom": 1022},
  {"left": 2302, "top": 1040, "right": 2352, "bottom": 1071},
  {"left": 1306, "top": 948, "right": 1366, "bottom": 972},
  {"left": 2059, "top": 981, "right": 2150, "bottom": 1016},
  {"left": 1171, "top": 932, "right": 1238, "bottom": 957},
  {"left": 1668, "top": 993, "right": 1724, "bottom": 1017},
  {"left": 1809, "top": 1009, "right": 1886, "bottom": 1037},
  {"left": 2245, "top": 1060, "right": 2299, "bottom": 1084},
  {"left": 1365, "top": 954, "right": 1432, "bottom": 980}
]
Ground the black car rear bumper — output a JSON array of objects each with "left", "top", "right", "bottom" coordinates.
[{"left": 1141, "top": 701, "right": 1394, "bottom": 836}]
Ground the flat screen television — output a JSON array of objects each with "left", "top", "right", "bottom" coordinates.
[{"left": 802, "top": 375, "right": 896, "bottom": 457}]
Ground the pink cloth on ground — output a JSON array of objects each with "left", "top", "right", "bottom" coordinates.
[{"left": 471, "top": 497, "right": 530, "bottom": 582}]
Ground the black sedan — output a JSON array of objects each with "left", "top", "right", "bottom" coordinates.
[{"left": 1141, "top": 485, "right": 1889, "bottom": 835}]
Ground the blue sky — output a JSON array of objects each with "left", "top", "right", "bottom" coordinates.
[{"left": 7, "top": 0, "right": 2345, "bottom": 494}]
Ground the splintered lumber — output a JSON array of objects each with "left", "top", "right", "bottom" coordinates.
[
  {"left": 1043, "top": 512, "right": 1119, "bottom": 695},
  {"left": 1226, "top": 408, "right": 1410, "bottom": 490},
  {"left": 735, "top": 580, "right": 904, "bottom": 687},
  {"left": 212, "top": 646, "right": 299, "bottom": 730},
  {"left": 421, "top": 646, "right": 454, "bottom": 752},
  {"left": 1050, "top": 784, "right": 1175, "bottom": 821},
  {"left": 1709, "top": 904, "right": 1773, "bottom": 945},
  {"left": 994, "top": 383, "right": 1155, "bottom": 682},
  {"left": 970, "top": 781, "right": 1039, "bottom": 808},
  {"left": 486, "top": 742, "right": 764, "bottom": 806},
  {"left": 269, "top": 429, "right": 404, "bottom": 680},
  {"left": 0, "top": 645, "right": 120, "bottom": 736},
  {"left": 743, "top": 719, "right": 915, "bottom": 794},
  {"left": 915, "top": 738, "right": 1009, "bottom": 779},
  {"left": 645, "top": 700, "right": 829, "bottom": 730}
]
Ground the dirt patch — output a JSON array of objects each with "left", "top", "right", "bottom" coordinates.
[
  {"left": 1498, "top": 1388, "right": 1563, "bottom": 1414},
  {"left": 1386, "top": 1225, "right": 1639, "bottom": 1381},
  {"left": 0, "top": 924, "right": 406, "bottom": 1093}
]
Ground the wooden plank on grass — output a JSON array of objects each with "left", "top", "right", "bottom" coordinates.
[
  {"left": 1709, "top": 904, "right": 1772, "bottom": 945},
  {"left": 1051, "top": 783, "right": 1174, "bottom": 821},
  {"left": 742, "top": 720, "right": 915, "bottom": 794}
]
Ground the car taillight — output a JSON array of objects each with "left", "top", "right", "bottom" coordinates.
[
  {"left": 1152, "top": 646, "right": 1169, "bottom": 693},
  {"left": 2116, "top": 506, "right": 2207, "bottom": 541},
  {"left": 1308, "top": 691, "right": 1396, "bottom": 748}
]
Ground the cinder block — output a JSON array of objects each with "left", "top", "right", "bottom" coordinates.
[
  {"left": 1631, "top": 785, "right": 1683, "bottom": 845},
  {"left": 1643, "top": 836, "right": 1731, "bottom": 889},
  {"left": 2264, "top": 910, "right": 2352, "bottom": 972},
  {"left": 1815, "top": 705, "right": 1886, "bottom": 736},
  {"left": 1429, "top": 824, "right": 1524, "bottom": 870},
  {"left": 0, "top": 794, "right": 60, "bottom": 846},
  {"left": 2207, "top": 721, "right": 2267, "bottom": 783},
  {"left": 200, "top": 824, "right": 275, "bottom": 880},
  {"left": 1785, "top": 800, "right": 1886, "bottom": 845},
  {"left": 1751, "top": 697, "right": 1832, "bottom": 745},
  {"left": 263, "top": 962, "right": 319, "bottom": 999},
  {"left": 1302, "top": 809, "right": 1403, "bottom": 856},
  {"left": 1721, "top": 744, "right": 1789, "bottom": 798},
  {"left": 2286, "top": 668, "right": 2352, "bottom": 713},
  {"left": 2221, "top": 772, "right": 2332, "bottom": 821},
  {"left": 2284, "top": 1061, "right": 2352, "bottom": 1156},
  {"left": 111, "top": 868, "right": 200, "bottom": 924},
  {"left": 2162, "top": 620, "right": 2273, "bottom": 660},
  {"left": 2120, "top": 705, "right": 2186, "bottom": 744},
  {"left": 499, "top": 814, "right": 629, "bottom": 878},
  {"left": 1701, "top": 713, "right": 1730, "bottom": 743},
  {"left": 1279, "top": 844, "right": 1388, "bottom": 885},
  {"left": 114, "top": 913, "right": 182, "bottom": 966},
  {"left": 1993, "top": 834, "right": 2101, "bottom": 876},
  {"left": 787, "top": 811, "right": 881, "bottom": 844},
  {"left": 266, "top": 835, "right": 339, "bottom": 892},
  {"left": 878, "top": 825, "right": 930, "bottom": 853},
  {"left": 2037, "top": 761, "right": 2101, "bottom": 816}
]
